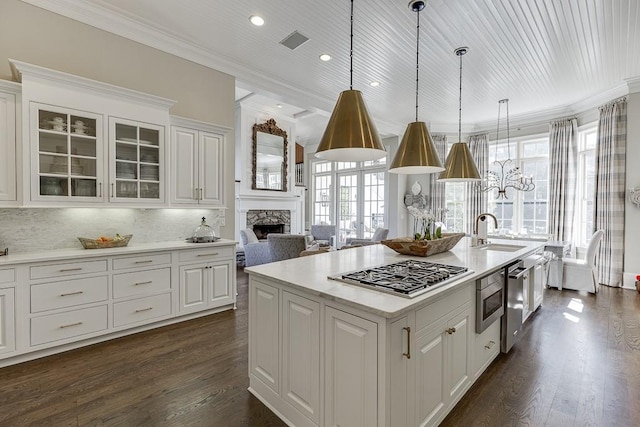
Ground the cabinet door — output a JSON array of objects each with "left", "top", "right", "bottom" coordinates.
[
  {"left": 414, "top": 323, "right": 446, "bottom": 426},
  {"left": 390, "top": 316, "right": 413, "bottom": 427},
  {"left": 179, "top": 264, "right": 207, "bottom": 313},
  {"left": 0, "top": 288, "right": 16, "bottom": 355},
  {"left": 325, "top": 306, "right": 377, "bottom": 427},
  {"left": 110, "top": 117, "right": 164, "bottom": 204},
  {"left": 199, "top": 131, "right": 224, "bottom": 206},
  {"left": 446, "top": 305, "right": 471, "bottom": 403},
  {"left": 30, "top": 103, "right": 104, "bottom": 203},
  {"left": 209, "top": 261, "right": 234, "bottom": 308},
  {"left": 282, "top": 292, "right": 320, "bottom": 425},
  {"left": 249, "top": 280, "right": 280, "bottom": 394},
  {"left": 171, "top": 126, "right": 198, "bottom": 204},
  {"left": 532, "top": 264, "right": 544, "bottom": 309},
  {"left": 0, "top": 89, "right": 16, "bottom": 203}
]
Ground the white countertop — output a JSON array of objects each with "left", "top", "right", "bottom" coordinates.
[
  {"left": 0, "top": 238, "right": 237, "bottom": 266},
  {"left": 245, "top": 237, "right": 545, "bottom": 318}
]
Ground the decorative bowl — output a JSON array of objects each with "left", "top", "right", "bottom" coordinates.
[
  {"left": 381, "top": 233, "right": 465, "bottom": 257},
  {"left": 78, "top": 234, "right": 132, "bottom": 249}
]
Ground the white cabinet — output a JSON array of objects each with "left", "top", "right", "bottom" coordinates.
[
  {"left": 531, "top": 262, "right": 544, "bottom": 311},
  {"left": 178, "top": 248, "right": 235, "bottom": 314},
  {"left": 170, "top": 118, "right": 229, "bottom": 207},
  {"left": 472, "top": 318, "right": 500, "bottom": 380},
  {"left": 109, "top": 118, "right": 164, "bottom": 203},
  {"left": 249, "top": 279, "right": 280, "bottom": 394},
  {"left": 282, "top": 291, "right": 321, "bottom": 424},
  {"left": 0, "top": 82, "right": 19, "bottom": 204},
  {"left": 0, "top": 287, "right": 16, "bottom": 355},
  {"left": 324, "top": 307, "right": 377, "bottom": 427}
]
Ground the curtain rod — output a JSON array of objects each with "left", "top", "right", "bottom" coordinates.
[{"left": 598, "top": 96, "right": 627, "bottom": 110}]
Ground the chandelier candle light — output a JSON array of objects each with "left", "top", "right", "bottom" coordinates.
[
  {"left": 315, "top": 0, "right": 386, "bottom": 162},
  {"left": 389, "top": 0, "right": 444, "bottom": 174},
  {"left": 481, "top": 99, "right": 535, "bottom": 199}
]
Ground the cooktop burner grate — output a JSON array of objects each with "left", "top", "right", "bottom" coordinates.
[{"left": 330, "top": 260, "right": 473, "bottom": 298}]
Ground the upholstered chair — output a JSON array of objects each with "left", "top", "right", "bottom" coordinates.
[
  {"left": 562, "top": 229, "right": 604, "bottom": 293},
  {"left": 309, "top": 224, "right": 336, "bottom": 247},
  {"left": 267, "top": 234, "right": 307, "bottom": 262},
  {"left": 240, "top": 228, "right": 271, "bottom": 267},
  {"left": 345, "top": 228, "right": 389, "bottom": 246}
]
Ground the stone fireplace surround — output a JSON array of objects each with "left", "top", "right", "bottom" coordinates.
[{"left": 246, "top": 209, "right": 291, "bottom": 237}]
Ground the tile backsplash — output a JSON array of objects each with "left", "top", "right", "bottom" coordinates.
[{"left": 0, "top": 208, "right": 224, "bottom": 253}]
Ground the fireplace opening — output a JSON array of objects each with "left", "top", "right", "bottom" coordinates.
[{"left": 253, "top": 224, "right": 284, "bottom": 240}]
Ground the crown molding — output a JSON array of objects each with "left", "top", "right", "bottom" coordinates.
[
  {"left": 0, "top": 79, "right": 21, "bottom": 94},
  {"left": 625, "top": 76, "right": 640, "bottom": 94},
  {"left": 170, "top": 116, "right": 232, "bottom": 135},
  {"left": 10, "top": 59, "right": 176, "bottom": 109}
]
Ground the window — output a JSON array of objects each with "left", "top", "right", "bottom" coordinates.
[
  {"left": 576, "top": 126, "right": 597, "bottom": 247},
  {"left": 444, "top": 182, "right": 465, "bottom": 232},
  {"left": 310, "top": 157, "right": 386, "bottom": 245},
  {"left": 486, "top": 136, "right": 549, "bottom": 236}
]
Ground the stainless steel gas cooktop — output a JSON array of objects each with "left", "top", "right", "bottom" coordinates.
[{"left": 328, "top": 260, "right": 473, "bottom": 298}]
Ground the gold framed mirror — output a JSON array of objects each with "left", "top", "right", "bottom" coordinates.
[{"left": 252, "top": 119, "right": 288, "bottom": 191}]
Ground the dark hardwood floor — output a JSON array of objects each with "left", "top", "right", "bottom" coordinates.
[{"left": 1, "top": 268, "right": 638, "bottom": 426}]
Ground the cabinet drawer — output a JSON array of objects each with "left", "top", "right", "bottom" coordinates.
[
  {"left": 473, "top": 319, "right": 500, "bottom": 378},
  {"left": 112, "top": 253, "right": 172, "bottom": 270},
  {"left": 31, "top": 276, "right": 108, "bottom": 313},
  {"left": 31, "top": 305, "right": 108, "bottom": 346},
  {"left": 415, "top": 284, "right": 472, "bottom": 332},
  {"left": 178, "top": 246, "right": 234, "bottom": 263},
  {"left": 0, "top": 268, "right": 15, "bottom": 284},
  {"left": 113, "top": 293, "right": 172, "bottom": 327},
  {"left": 113, "top": 268, "right": 171, "bottom": 299},
  {"left": 30, "top": 260, "right": 107, "bottom": 280}
]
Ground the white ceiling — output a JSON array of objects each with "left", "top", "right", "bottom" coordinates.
[{"left": 28, "top": 0, "right": 640, "bottom": 143}]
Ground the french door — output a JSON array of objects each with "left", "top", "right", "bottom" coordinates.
[{"left": 336, "top": 169, "right": 386, "bottom": 247}]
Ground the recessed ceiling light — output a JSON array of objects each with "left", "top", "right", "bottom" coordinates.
[
  {"left": 319, "top": 54, "right": 332, "bottom": 62},
  {"left": 276, "top": 104, "right": 283, "bottom": 108},
  {"left": 249, "top": 15, "right": 264, "bottom": 26},
  {"left": 370, "top": 81, "right": 380, "bottom": 87}
]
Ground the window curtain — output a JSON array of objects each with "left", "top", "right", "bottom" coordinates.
[
  {"left": 429, "top": 133, "right": 447, "bottom": 219},
  {"left": 594, "top": 98, "right": 626, "bottom": 287},
  {"left": 548, "top": 118, "right": 578, "bottom": 242},
  {"left": 466, "top": 133, "right": 488, "bottom": 235}
]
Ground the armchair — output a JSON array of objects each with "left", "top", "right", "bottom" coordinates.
[
  {"left": 345, "top": 228, "right": 389, "bottom": 246},
  {"left": 562, "top": 230, "right": 604, "bottom": 293},
  {"left": 309, "top": 224, "right": 336, "bottom": 247},
  {"left": 240, "top": 229, "right": 271, "bottom": 267},
  {"left": 268, "top": 234, "right": 307, "bottom": 262}
]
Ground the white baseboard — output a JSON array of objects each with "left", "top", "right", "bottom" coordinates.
[{"left": 623, "top": 272, "right": 638, "bottom": 290}]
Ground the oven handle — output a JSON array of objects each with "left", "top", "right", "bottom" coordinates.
[{"left": 480, "top": 280, "right": 504, "bottom": 299}]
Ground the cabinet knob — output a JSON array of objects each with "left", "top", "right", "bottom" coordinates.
[
  {"left": 484, "top": 340, "right": 496, "bottom": 349},
  {"left": 445, "top": 327, "right": 457, "bottom": 335}
]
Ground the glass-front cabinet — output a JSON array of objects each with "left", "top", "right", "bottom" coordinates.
[
  {"left": 109, "top": 118, "right": 164, "bottom": 203},
  {"left": 31, "top": 103, "right": 104, "bottom": 202}
]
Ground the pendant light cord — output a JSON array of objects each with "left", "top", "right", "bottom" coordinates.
[
  {"left": 349, "top": 0, "right": 354, "bottom": 90},
  {"left": 415, "top": 11, "right": 420, "bottom": 122},
  {"left": 458, "top": 51, "right": 463, "bottom": 143},
  {"left": 495, "top": 101, "right": 501, "bottom": 163},
  {"left": 506, "top": 99, "right": 511, "bottom": 159}
]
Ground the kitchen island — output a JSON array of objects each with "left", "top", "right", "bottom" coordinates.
[{"left": 245, "top": 237, "right": 544, "bottom": 427}]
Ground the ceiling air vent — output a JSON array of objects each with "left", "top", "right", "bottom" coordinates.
[{"left": 279, "top": 31, "right": 309, "bottom": 50}]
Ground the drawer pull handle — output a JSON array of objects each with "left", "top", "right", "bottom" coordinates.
[
  {"left": 445, "top": 327, "right": 457, "bottom": 335},
  {"left": 485, "top": 340, "right": 496, "bottom": 349},
  {"left": 60, "top": 291, "right": 84, "bottom": 297},
  {"left": 197, "top": 253, "right": 219, "bottom": 257},
  {"left": 402, "top": 326, "right": 411, "bottom": 359},
  {"left": 59, "top": 268, "right": 82, "bottom": 272},
  {"left": 60, "top": 322, "right": 83, "bottom": 329},
  {"left": 134, "top": 281, "right": 153, "bottom": 286},
  {"left": 134, "top": 260, "right": 153, "bottom": 264},
  {"left": 135, "top": 307, "right": 153, "bottom": 313}
]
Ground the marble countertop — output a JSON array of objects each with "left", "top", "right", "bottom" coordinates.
[
  {"left": 245, "top": 237, "right": 545, "bottom": 318},
  {"left": 0, "top": 238, "right": 237, "bottom": 266}
]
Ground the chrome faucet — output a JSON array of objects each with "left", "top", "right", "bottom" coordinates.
[{"left": 474, "top": 213, "right": 498, "bottom": 246}]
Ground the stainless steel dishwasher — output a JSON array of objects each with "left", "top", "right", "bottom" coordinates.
[{"left": 501, "top": 260, "right": 527, "bottom": 353}]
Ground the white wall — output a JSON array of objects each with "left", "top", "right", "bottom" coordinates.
[{"left": 624, "top": 91, "right": 640, "bottom": 288}]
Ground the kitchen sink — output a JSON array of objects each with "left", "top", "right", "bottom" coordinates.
[{"left": 477, "top": 243, "right": 526, "bottom": 252}]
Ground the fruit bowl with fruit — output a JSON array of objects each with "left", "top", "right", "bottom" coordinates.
[{"left": 78, "top": 234, "right": 132, "bottom": 249}]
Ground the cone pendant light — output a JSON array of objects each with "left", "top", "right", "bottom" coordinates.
[
  {"left": 315, "top": 0, "right": 386, "bottom": 162},
  {"left": 438, "top": 47, "right": 481, "bottom": 182},
  {"left": 389, "top": 0, "right": 444, "bottom": 174}
]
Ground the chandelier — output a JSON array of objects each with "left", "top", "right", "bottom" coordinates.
[{"left": 481, "top": 99, "right": 535, "bottom": 198}]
